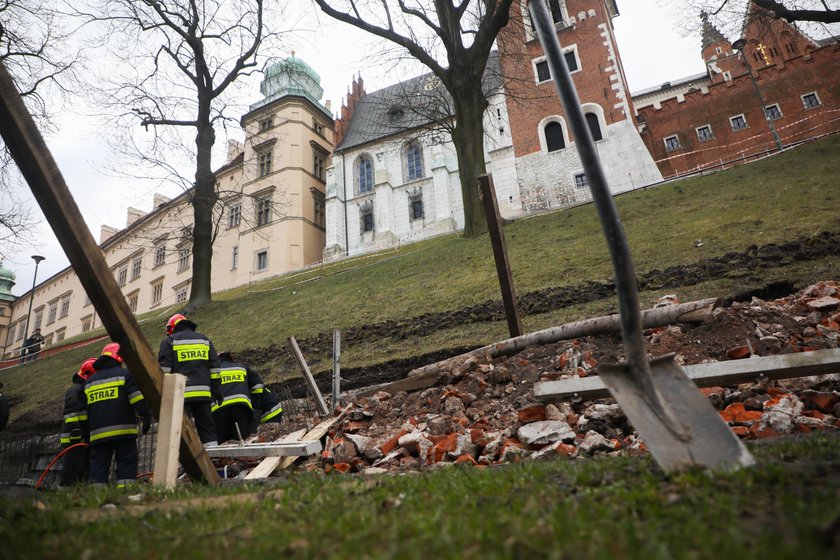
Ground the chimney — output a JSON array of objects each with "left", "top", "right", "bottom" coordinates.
[
  {"left": 100, "top": 225, "right": 119, "bottom": 243},
  {"left": 126, "top": 207, "right": 146, "bottom": 228},
  {"left": 153, "top": 193, "right": 171, "bottom": 210},
  {"left": 325, "top": 99, "right": 332, "bottom": 112},
  {"left": 227, "top": 139, "right": 244, "bottom": 163}
]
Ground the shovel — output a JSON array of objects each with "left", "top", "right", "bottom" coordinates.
[{"left": 527, "top": 1, "right": 754, "bottom": 472}]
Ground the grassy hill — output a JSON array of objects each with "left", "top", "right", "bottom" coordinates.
[{"left": 2, "top": 134, "right": 840, "bottom": 432}]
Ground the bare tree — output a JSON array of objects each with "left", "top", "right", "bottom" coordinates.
[
  {"left": 313, "top": 0, "right": 515, "bottom": 237},
  {"left": 0, "top": 0, "right": 80, "bottom": 259},
  {"left": 676, "top": 0, "right": 840, "bottom": 38},
  {"left": 80, "top": 0, "right": 280, "bottom": 309},
  {"left": 726, "top": 0, "right": 840, "bottom": 24}
]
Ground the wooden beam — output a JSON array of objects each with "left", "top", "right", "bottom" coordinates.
[
  {"left": 153, "top": 374, "right": 186, "bottom": 489},
  {"left": 478, "top": 174, "right": 523, "bottom": 338},
  {"left": 356, "top": 369, "right": 443, "bottom": 398},
  {"left": 288, "top": 336, "right": 330, "bottom": 416},
  {"left": 0, "top": 62, "right": 219, "bottom": 485},
  {"left": 203, "top": 440, "right": 322, "bottom": 458},
  {"left": 247, "top": 416, "right": 342, "bottom": 479},
  {"left": 534, "top": 348, "right": 840, "bottom": 402},
  {"left": 244, "top": 429, "right": 307, "bottom": 480}
]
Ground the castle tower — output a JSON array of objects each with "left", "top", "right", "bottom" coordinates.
[
  {"left": 0, "top": 260, "right": 16, "bottom": 355},
  {"left": 498, "top": 0, "right": 661, "bottom": 212}
]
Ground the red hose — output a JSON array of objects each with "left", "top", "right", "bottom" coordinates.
[{"left": 36, "top": 442, "right": 89, "bottom": 490}]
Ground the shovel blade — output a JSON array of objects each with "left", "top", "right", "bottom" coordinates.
[{"left": 597, "top": 354, "right": 755, "bottom": 473}]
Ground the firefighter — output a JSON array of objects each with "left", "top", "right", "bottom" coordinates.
[
  {"left": 58, "top": 358, "right": 95, "bottom": 487},
  {"left": 158, "top": 313, "right": 221, "bottom": 447},
  {"left": 84, "top": 343, "right": 151, "bottom": 487},
  {"left": 212, "top": 352, "right": 284, "bottom": 443}
]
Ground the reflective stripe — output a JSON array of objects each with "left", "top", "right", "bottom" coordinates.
[
  {"left": 209, "top": 367, "right": 220, "bottom": 374},
  {"left": 64, "top": 413, "right": 88, "bottom": 422},
  {"left": 60, "top": 435, "right": 71, "bottom": 444},
  {"left": 116, "top": 479, "right": 135, "bottom": 488},
  {"left": 161, "top": 366, "right": 172, "bottom": 373},
  {"left": 184, "top": 388, "right": 212, "bottom": 399},
  {"left": 261, "top": 403, "right": 283, "bottom": 423},
  {"left": 210, "top": 372, "right": 221, "bottom": 380},
  {"left": 211, "top": 396, "right": 252, "bottom": 412},
  {"left": 85, "top": 376, "right": 126, "bottom": 391},
  {"left": 90, "top": 424, "right": 138, "bottom": 442},
  {"left": 128, "top": 391, "right": 144, "bottom": 405},
  {"left": 173, "top": 338, "right": 209, "bottom": 346},
  {"left": 251, "top": 383, "right": 264, "bottom": 394}
]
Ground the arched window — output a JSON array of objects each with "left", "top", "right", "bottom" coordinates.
[
  {"left": 405, "top": 142, "right": 424, "bottom": 182},
  {"left": 585, "top": 112, "right": 603, "bottom": 141},
  {"left": 358, "top": 156, "right": 373, "bottom": 194},
  {"left": 545, "top": 121, "right": 565, "bottom": 152}
]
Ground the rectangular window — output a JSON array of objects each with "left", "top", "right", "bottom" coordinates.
[
  {"left": 34, "top": 308, "right": 44, "bottom": 331},
  {"left": 696, "top": 125, "right": 713, "bottom": 142},
  {"left": 259, "top": 117, "right": 273, "bottom": 131},
  {"left": 5, "top": 323, "right": 15, "bottom": 346},
  {"left": 723, "top": 71, "right": 732, "bottom": 81},
  {"left": 257, "top": 149, "right": 273, "bottom": 177},
  {"left": 256, "top": 196, "right": 271, "bottom": 226},
  {"left": 574, "top": 173, "right": 589, "bottom": 190},
  {"left": 361, "top": 208, "right": 374, "bottom": 233},
  {"left": 154, "top": 244, "right": 166, "bottom": 268},
  {"left": 59, "top": 296, "right": 71, "bottom": 319},
  {"left": 313, "top": 192, "right": 325, "bottom": 228},
  {"left": 765, "top": 104, "right": 782, "bottom": 120},
  {"left": 314, "top": 153, "right": 326, "bottom": 180},
  {"left": 175, "top": 286, "right": 189, "bottom": 303},
  {"left": 228, "top": 204, "right": 241, "bottom": 228},
  {"left": 801, "top": 92, "right": 820, "bottom": 108},
  {"left": 564, "top": 49, "right": 579, "bottom": 72},
  {"left": 232, "top": 246, "right": 239, "bottom": 270},
  {"left": 410, "top": 197, "right": 424, "bottom": 221},
  {"left": 44, "top": 334, "right": 53, "bottom": 346},
  {"left": 256, "top": 250, "right": 268, "bottom": 272},
  {"left": 535, "top": 60, "right": 551, "bottom": 82},
  {"left": 730, "top": 115, "right": 748, "bottom": 131},
  {"left": 117, "top": 266, "right": 128, "bottom": 287},
  {"left": 47, "top": 302, "right": 58, "bottom": 325},
  {"left": 128, "top": 293, "right": 138, "bottom": 313},
  {"left": 152, "top": 282, "right": 163, "bottom": 306},
  {"left": 56, "top": 328, "right": 66, "bottom": 343},
  {"left": 82, "top": 316, "right": 92, "bottom": 333},
  {"left": 131, "top": 256, "right": 142, "bottom": 280},
  {"left": 178, "top": 247, "right": 190, "bottom": 272},
  {"left": 664, "top": 135, "right": 680, "bottom": 152},
  {"left": 313, "top": 119, "right": 325, "bottom": 136}
]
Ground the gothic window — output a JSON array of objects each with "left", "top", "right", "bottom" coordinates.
[
  {"left": 730, "top": 114, "right": 748, "bottom": 131},
  {"left": 585, "top": 113, "right": 603, "bottom": 141},
  {"left": 405, "top": 142, "right": 424, "bottom": 182},
  {"left": 357, "top": 156, "right": 374, "bottom": 194},
  {"left": 544, "top": 121, "right": 565, "bottom": 152}
]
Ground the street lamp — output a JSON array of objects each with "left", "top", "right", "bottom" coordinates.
[
  {"left": 20, "top": 255, "right": 45, "bottom": 364},
  {"left": 732, "top": 38, "right": 783, "bottom": 151}
]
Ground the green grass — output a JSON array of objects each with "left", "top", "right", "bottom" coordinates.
[
  {"left": 3, "top": 135, "right": 840, "bottom": 425},
  {"left": 1, "top": 432, "right": 838, "bottom": 558}
]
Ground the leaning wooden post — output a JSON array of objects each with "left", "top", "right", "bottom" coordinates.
[
  {"left": 332, "top": 329, "right": 341, "bottom": 412},
  {"left": 0, "top": 62, "right": 219, "bottom": 485},
  {"left": 153, "top": 374, "right": 186, "bottom": 489},
  {"left": 288, "top": 336, "right": 330, "bottom": 416},
  {"left": 477, "top": 174, "right": 523, "bottom": 337}
]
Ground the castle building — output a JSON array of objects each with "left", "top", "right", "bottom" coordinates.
[
  {"left": 0, "top": 55, "right": 333, "bottom": 361},
  {"left": 635, "top": 4, "right": 840, "bottom": 178}
]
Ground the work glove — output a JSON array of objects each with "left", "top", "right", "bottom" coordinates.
[{"left": 141, "top": 414, "right": 152, "bottom": 435}]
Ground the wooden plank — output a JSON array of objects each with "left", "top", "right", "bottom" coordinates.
[
  {"left": 409, "top": 298, "right": 717, "bottom": 378},
  {"left": 244, "top": 429, "right": 307, "bottom": 480},
  {"left": 153, "top": 374, "right": 186, "bottom": 489},
  {"left": 478, "top": 174, "right": 523, "bottom": 338},
  {"left": 0, "top": 62, "right": 219, "bottom": 485},
  {"left": 247, "top": 416, "right": 343, "bottom": 479},
  {"left": 356, "top": 369, "right": 442, "bottom": 399},
  {"left": 332, "top": 329, "right": 341, "bottom": 412},
  {"left": 534, "top": 348, "right": 840, "bottom": 402},
  {"left": 288, "top": 336, "right": 330, "bottom": 416},
  {"left": 204, "top": 440, "right": 321, "bottom": 458}
]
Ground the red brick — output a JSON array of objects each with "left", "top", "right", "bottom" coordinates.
[
  {"left": 332, "top": 463, "right": 351, "bottom": 474},
  {"left": 455, "top": 454, "right": 478, "bottom": 466},
  {"left": 721, "top": 403, "right": 745, "bottom": 423},
  {"left": 731, "top": 426, "right": 750, "bottom": 438},
  {"left": 726, "top": 346, "right": 752, "bottom": 360},
  {"left": 802, "top": 392, "right": 840, "bottom": 413},
  {"left": 517, "top": 404, "right": 546, "bottom": 424},
  {"left": 379, "top": 429, "right": 408, "bottom": 455},
  {"left": 749, "top": 423, "right": 780, "bottom": 439},
  {"left": 700, "top": 386, "right": 726, "bottom": 398}
]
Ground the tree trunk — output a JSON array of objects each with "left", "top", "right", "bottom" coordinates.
[
  {"left": 188, "top": 101, "right": 217, "bottom": 309},
  {"left": 451, "top": 85, "right": 489, "bottom": 237}
]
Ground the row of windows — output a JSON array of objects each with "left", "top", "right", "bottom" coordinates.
[
  {"left": 662, "top": 91, "right": 821, "bottom": 152},
  {"left": 358, "top": 193, "right": 426, "bottom": 235},
  {"left": 543, "top": 112, "right": 604, "bottom": 153},
  {"left": 255, "top": 144, "right": 328, "bottom": 180},
  {"left": 355, "top": 141, "right": 426, "bottom": 197}
]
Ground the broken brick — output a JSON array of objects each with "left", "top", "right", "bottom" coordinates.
[
  {"left": 517, "top": 404, "right": 546, "bottom": 424},
  {"left": 331, "top": 463, "right": 351, "bottom": 474},
  {"left": 379, "top": 429, "right": 408, "bottom": 455},
  {"left": 455, "top": 454, "right": 478, "bottom": 466},
  {"left": 801, "top": 391, "right": 840, "bottom": 413}
]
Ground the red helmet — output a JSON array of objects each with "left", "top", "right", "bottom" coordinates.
[
  {"left": 101, "top": 342, "right": 123, "bottom": 363},
  {"left": 77, "top": 358, "right": 97, "bottom": 381},
  {"left": 166, "top": 313, "right": 195, "bottom": 335}
]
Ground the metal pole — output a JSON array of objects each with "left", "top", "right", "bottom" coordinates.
[
  {"left": 332, "top": 329, "right": 341, "bottom": 412},
  {"left": 20, "top": 255, "right": 44, "bottom": 364},
  {"left": 733, "top": 41, "right": 783, "bottom": 151}
]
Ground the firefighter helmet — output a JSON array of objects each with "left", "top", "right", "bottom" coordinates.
[
  {"left": 77, "top": 358, "right": 97, "bottom": 381},
  {"left": 166, "top": 313, "right": 196, "bottom": 335},
  {"left": 101, "top": 342, "right": 123, "bottom": 363}
]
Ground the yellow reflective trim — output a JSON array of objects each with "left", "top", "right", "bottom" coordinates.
[
  {"left": 85, "top": 387, "right": 119, "bottom": 405},
  {"left": 89, "top": 428, "right": 137, "bottom": 442},
  {"left": 60, "top": 437, "right": 71, "bottom": 444},
  {"left": 210, "top": 372, "right": 221, "bottom": 379},
  {"left": 251, "top": 388, "right": 264, "bottom": 394},
  {"left": 84, "top": 380, "right": 125, "bottom": 394},
  {"left": 220, "top": 370, "right": 246, "bottom": 384},
  {"left": 129, "top": 394, "right": 145, "bottom": 405},
  {"left": 173, "top": 343, "right": 209, "bottom": 362},
  {"left": 213, "top": 397, "right": 252, "bottom": 412},
  {"left": 261, "top": 406, "right": 283, "bottom": 423},
  {"left": 184, "top": 390, "right": 212, "bottom": 399},
  {"left": 65, "top": 414, "right": 88, "bottom": 423}
]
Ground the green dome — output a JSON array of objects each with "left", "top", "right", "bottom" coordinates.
[
  {"left": 0, "top": 260, "right": 15, "bottom": 303},
  {"left": 252, "top": 53, "right": 327, "bottom": 113},
  {"left": 265, "top": 55, "right": 321, "bottom": 85}
]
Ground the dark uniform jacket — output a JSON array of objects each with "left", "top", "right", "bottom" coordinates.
[
  {"left": 60, "top": 378, "right": 89, "bottom": 447},
  {"left": 211, "top": 359, "right": 283, "bottom": 423},
  {"left": 84, "top": 358, "right": 148, "bottom": 445},
  {"left": 158, "top": 327, "right": 221, "bottom": 402}
]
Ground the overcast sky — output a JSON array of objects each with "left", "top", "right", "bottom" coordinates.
[{"left": 4, "top": 1, "right": 717, "bottom": 296}]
